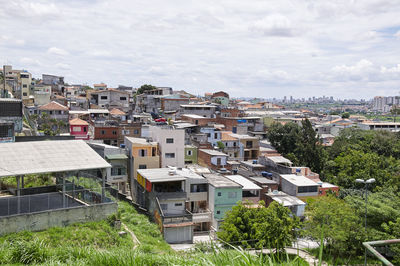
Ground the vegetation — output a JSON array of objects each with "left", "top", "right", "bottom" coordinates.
[
  {"left": 266, "top": 119, "right": 326, "bottom": 172},
  {"left": 217, "top": 201, "right": 300, "bottom": 250},
  {"left": 0, "top": 173, "right": 54, "bottom": 189},
  {"left": 136, "top": 84, "right": 157, "bottom": 95},
  {"left": 341, "top": 112, "right": 350, "bottom": 119},
  {"left": 304, "top": 196, "right": 364, "bottom": 262},
  {"left": 216, "top": 141, "right": 225, "bottom": 150},
  {"left": 0, "top": 200, "right": 307, "bottom": 265}
]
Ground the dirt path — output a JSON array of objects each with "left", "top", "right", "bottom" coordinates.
[{"left": 122, "top": 222, "right": 140, "bottom": 249}]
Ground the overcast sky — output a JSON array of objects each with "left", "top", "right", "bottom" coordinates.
[{"left": 1, "top": 0, "right": 400, "bottom": 99}]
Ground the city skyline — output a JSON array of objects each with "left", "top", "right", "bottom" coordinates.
[{"left": 1, "top": 0, "right": 400, "bottom": 99}]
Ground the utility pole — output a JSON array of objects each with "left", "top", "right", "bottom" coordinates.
[{"left": 2, "top": 65, "right": 5, "bottom": 98}]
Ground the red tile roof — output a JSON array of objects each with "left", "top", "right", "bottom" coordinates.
[
  {"left": 69, "top": 118, "right": 89, "bottom": 126},
  {"left": 39, "top": 101, "right": 68, "bottom": 111}
]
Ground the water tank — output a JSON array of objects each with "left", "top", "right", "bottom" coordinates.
[{"left": 252, "top": 160, "right": 258, "bottom": 164}]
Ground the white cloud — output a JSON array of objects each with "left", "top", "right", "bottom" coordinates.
[
  {"left": 249, "top": 14, "right": 295, "bottom": 37},
  {"left": 47, "top": 47, "right": 69, "bottom": 56},
  {"left": 1, "top": 0, "right": 400, "bottom": 99}
]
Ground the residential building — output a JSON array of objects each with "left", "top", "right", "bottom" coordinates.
[
  {"left": 198, "top": 149, "right": 228, "bottom": 171},
  {"left": 93, "top": 83, "right": 107, "bottom": 90},
  {"left": 136, "top": 168, "right": 193, "bottom": 243},
  {"left": 134, "top": 87, "right": 173, "bottom": 113},
  {"left": 200, "top": 127, "right": 221, "bottom": 146},
  {"left": 69, "top": 118, "right": 89, "bottom": 140},
  {"left": 246, "top": 176, "right": 279, "bottom": 204},
  {"left": 148, "top": 125, "right": 185, "bottom": 168},
  {"left": 265, "top": 191, "right": 306, "bottom": 217},
  {"left": 280, "top": 174, "right": 319, "bottom": 201},
  {"left": 229, "top": 133, "right": 260, "bottom": 161},
  {"left": 89, "top": 89, "right": 130, "bottom": 111},
  {"left": 180, "top": 104, "right": 217, "bottom": 118},
  {"left": 32, "top": 85, "right": 51, "bottom": 106},
  {"left": 211, "top": 91, "right": 229, "bottom": 106},
  {"left": 220, "top": 131, "right": 240, "bottom": 160},
  {"left": 184, "top": 145, "right": 198, "bottom": 164},
  {"left": 88, "top": 142, "right": 128, "bottom": 193},
  {"left": 181, "top": 114, "right": 216, "bottom": 126},
  {"left": 38, "top": 101, "right": 69, "bottom": 133},
  {"left": 204, "top": 174, "right": 242, "bottom": 230},
  {"left": 42, "top": 74, "right": 65, "bottom": 94},
  {"left": 0, "top": 98, "right": 23, "bottom": 142},
  {"left": 124, "top": 136, "right": 160, "bottom": 182},
  {"left": 225, "top": 175, "right": 261, "bottom": 205}
]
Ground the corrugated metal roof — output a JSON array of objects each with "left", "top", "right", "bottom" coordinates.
[
  {"left": 224, "top": 175, "right": 261, "bottom": 190},
  {"left": 0, "top": 140, "right": 111, "bottom": 177}
]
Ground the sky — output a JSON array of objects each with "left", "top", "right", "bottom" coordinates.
[{"left": 1, "top": 0, "right": 400, "bottom": 100}]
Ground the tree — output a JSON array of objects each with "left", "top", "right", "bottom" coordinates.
[
  {"left": 341, "top": 112, "right": 350, "bottom": 119},
  {"left": 216, "top": 141, "right": 225, "bottom": 150},
  {"left": 304, "top": 196, "right": 364, "bottom": 261},
  {"left": 136, "top": 84, "right": 157, "bottom": 95},
  {"left": 217, "top": 201, "right": 300, "bottom": 250},
  {"left": 266, "top": 119, "right": 325, "bottom": 173}
]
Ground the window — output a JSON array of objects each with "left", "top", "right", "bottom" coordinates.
[
  {"left": 100, "top": 96, "right": 108, "bottom": 100},
  {"left": 165, "top": 153, "right": 175, "bottom": 158},
  {"left": 72, "top": 126, "right": 81, "bottom": 132},
  {"left": 101, "top": 130, "right": 105, "bottom": 135},
  {"left": 233, "top": 142, "right": 237, "bottom": 147},
  {"left": 112, "top": 130, "right": 117, "bottom": 135},
  {"left": 49, "top": 111, "right": 53, "bottom": 115},
  {"left": 207, "top": 133, "right": 211, "bottom": 138},
  {"left": 58, "top": 111, "right": 62, "bottom": 115},
  {"left": 228, "top": 192, "right": 237, "bottom": 198},
  {"left": 298, "top": 186, "right": 318, "bottom": 193},
  {"left": 111, "top": 167, "right": 126, "bottom": 176},
  {"left": 214, "top": 133, "right": 218, "bottom": 139},
  {"left": 152, "top": 147, "right": 157, "bottom": 156},
  {"left": 195, "top": 120, "right": 198, "bottom": 125},
  {"left": 139, "top": 149, "right": 147, "bottom": 157},
  {"left": 83, "top": 127, "right": 87, "bottom": 132},
  {"left": 216, "top": 210, "right": 220, "bottom": 214},
  {"left": 190, "top": 184, "right": 207, "bottom": 193},
  {"left": 246, "top": 141, "right": 253, "bottom": 148},
  {"left": 160, "top": 204, "right": 168, "bottom": 210},
  {"left": 23, "top": 92, "right": 28, "bottom": 96},
  {"left": 174, "top": 203, "right": 183, "bottom": 206},
  {"left": 120, "top": 97, "right": 127, "bottom": 101},
  {"left": 134, "top": 129, "right": 139, "bottom": 135},
  {"left": 217, "top": 192, "right": 222, "bottom": 197},
  {"left": 139, "top": 164, "right": 147, "bottom": 169},
  {"left": 166, "top": 138, "right": 174, "bottom": 144},
  {"left": 217, "top": 158, "right": 221, "bottom": 165},
  {"left": 23, "top": 84, "right": 27, "bottom": 88},
  {"left": 187, "top": 150, "right": 192, "bottom": 156},
  {"left": 122, "top": 130, "right": 130, "bottom": 135}
]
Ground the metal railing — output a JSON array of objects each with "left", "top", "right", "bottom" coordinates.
[
  {"left": 0, "top": 188, "right": 111, "bottom": 217},
  {"left": 363, "top": 239, "right": 400, "bottom": 266}
]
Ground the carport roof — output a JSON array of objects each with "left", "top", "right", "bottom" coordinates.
[{"left": 0, "top": 140, "right": 111, "bottom": 178}]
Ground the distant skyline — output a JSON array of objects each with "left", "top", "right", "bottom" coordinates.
[{"left": 1, "top": 0, "right": 400, "bottom": 99}]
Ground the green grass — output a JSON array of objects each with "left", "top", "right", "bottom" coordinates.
[
  {"left": 0, "top": 200, "right": 308, "bottom": 265},
  {"left": 306, "top": 247, "right": 381, "bottom": 265},
  {"left": 0, "top": 174, "right": 54, "bottom": 189}
]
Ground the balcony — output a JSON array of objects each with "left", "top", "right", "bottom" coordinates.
[
  {"left": 155, "top": 191, "right": 187, "bottom": 200},
  {"left": 190, "top": 210, "right": 212, "bottom": 223}
]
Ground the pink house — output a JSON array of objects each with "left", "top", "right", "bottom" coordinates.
[{"left": 69, "top": 118, "right": 89, "bottom": 140}]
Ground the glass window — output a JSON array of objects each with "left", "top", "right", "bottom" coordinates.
[
  {"left": 216, "top": 210, "right": 220, "bottom": 214},
  {"left": 217, "top": 192, "right": 222, "bottom": 196},
  {"left": 187, "top": 150, "right": 192, "bottom": 156},
  {"left": 165, "top": 153, "right": 175, "bottom": 158},
  {"left": 112, "top": 130, "right": 117, "bottom": 135},
  {"left": 134, "top": 129, "right": 139, "bottom": 135},
  {"left": 111, "top": 167, "right": 126, "bottom": 176},
  {"left": 101, "top": 130, "right": 105, "bottom": 135},
  {"left": 139, "top": 164, "right": 147, "bottom": 169},
  {"left": 100, "top": 96, "right": 108, "bottom": 100},
  {"left": 166, "top": 138, "right": 174, "bottom": 143},
  {"left": 175, "top": 203, "right": 183, "bottom": 206},
  {"left": 120, "top": 97, "right": 127, "bottom": 101},
  {"left": 228, "top": 192, "right": 237, "bottom": 198}
]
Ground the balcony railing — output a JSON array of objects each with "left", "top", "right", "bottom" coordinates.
[
  {"left": 187, "top": 209, "right": 212, "bottom": 223},
  {"left": 155, "top": 191, "right": 187, "bottom": 200}
]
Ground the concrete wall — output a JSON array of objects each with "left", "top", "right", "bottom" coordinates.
[
  {"left": 150, "top": 126, "right": 184, "bottom": 168},
  {"left": 0, "top": 202, "right": 117, "bottom": 235}
]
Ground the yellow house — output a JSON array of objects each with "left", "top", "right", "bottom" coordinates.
[{"left": 125, "top": 137, "right": 160, "bottom": 180}]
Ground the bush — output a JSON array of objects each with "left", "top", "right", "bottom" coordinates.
[{"left": 10, "top": 238, "right": 49, "bottom": 264}]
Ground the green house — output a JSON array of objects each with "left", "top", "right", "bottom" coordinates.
[
  {"left": 204, "top": 174, "right": 242, "bottom": 230},
  {"left": 184, "top": 145, "right": 198, "bottom": 164}
]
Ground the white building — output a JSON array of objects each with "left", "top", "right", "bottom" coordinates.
[{"left": 148, "top": 125, "right": 185, "bottom": 168}]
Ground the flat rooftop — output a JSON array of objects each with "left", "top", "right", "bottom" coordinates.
[
  {"left": 125, "top": 137, "right": 157, "bottom": 145},
  {"left": 137, "top": 168, "right": 186, "bottom": 183},
  {"left": 224, "top": 175, "right": 261, "bottom": 190},
  {"left": 0, "top": 140, "right": 111, "bottom": 178},
  {"left": 199, "top": 149, "right": 228, "bottom": 156},
  {"left": 281, "top": 174, "right": 318, "bottom": 187},
  {"left": 266, "top": 191, "right": 305, "bottom": 206},
  {"left": 248, "top": 176, "right": 278, "bottom": 185},
  {"left": 182, "top": 114, "right": 207, "bottom": 119},
  {"left": 203, "top": 174, "right": 241, "bottom": 188}
]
